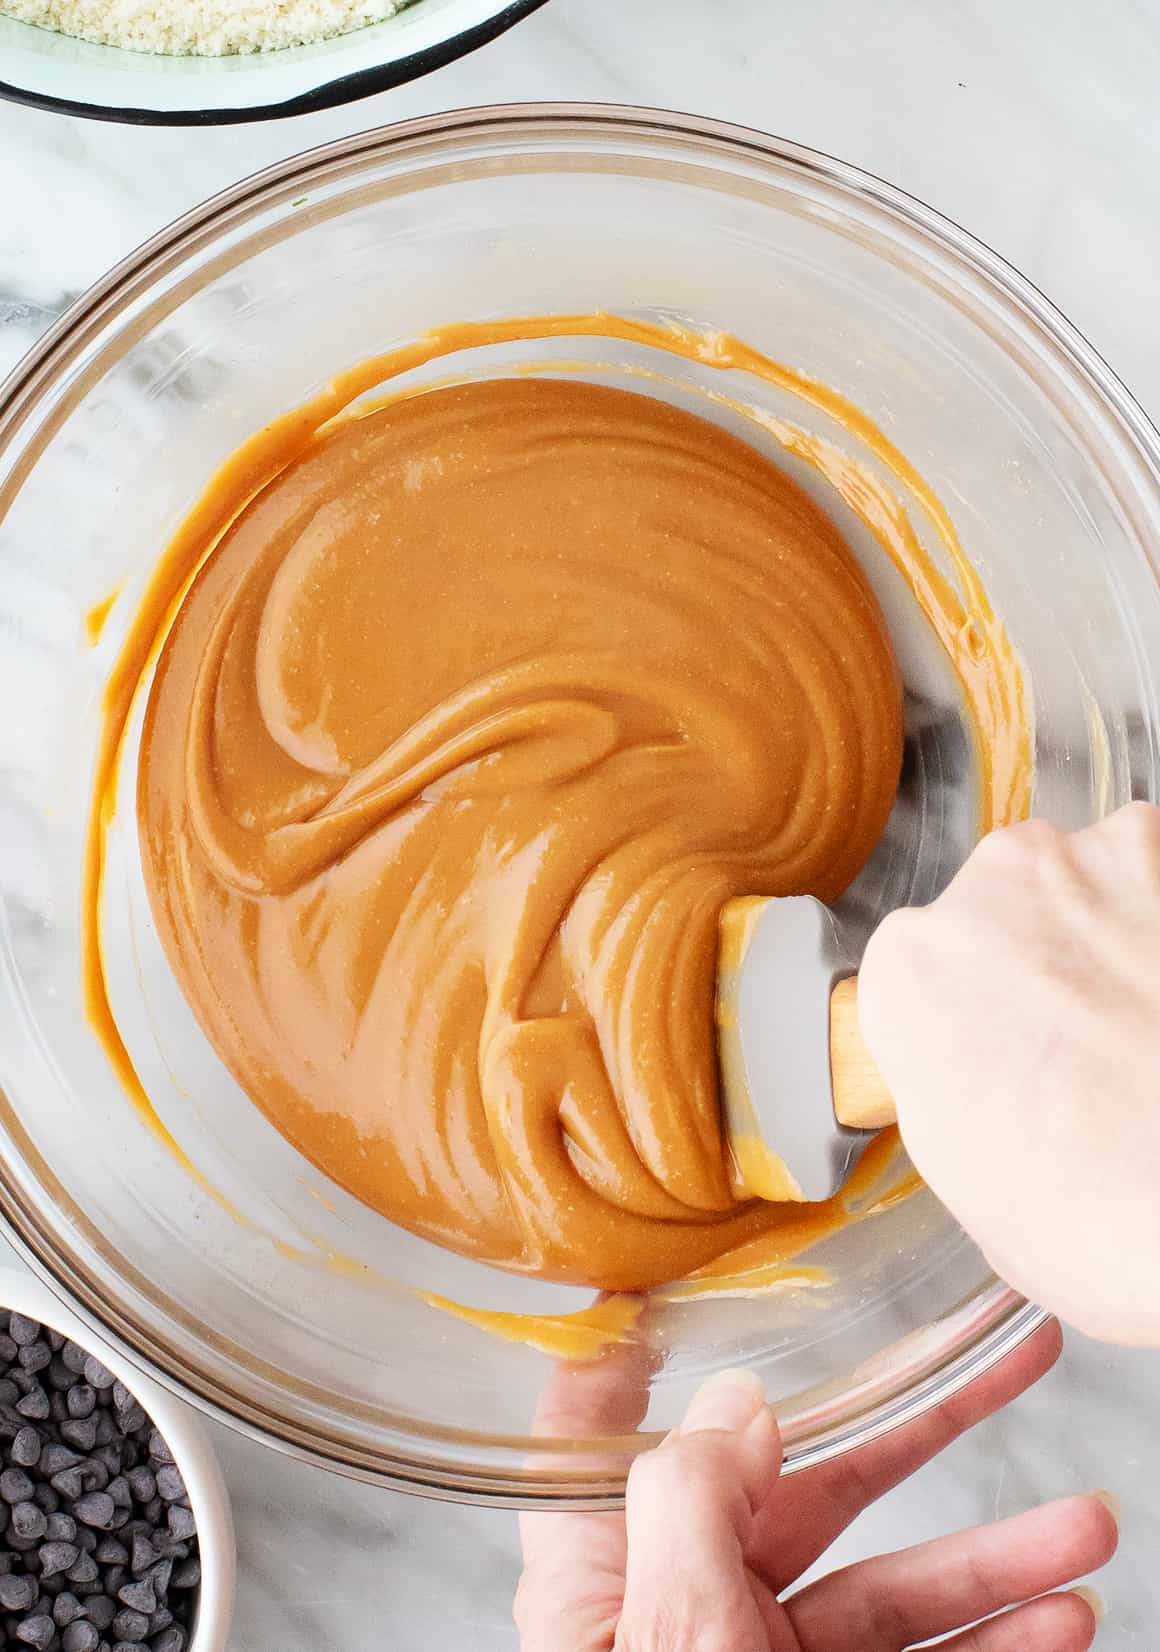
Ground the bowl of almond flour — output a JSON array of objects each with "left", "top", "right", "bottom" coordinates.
[{"left": 0, "top": 0, "right": 548, "bottom": 122}]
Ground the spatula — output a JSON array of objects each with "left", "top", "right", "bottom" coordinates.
[{"left": 716, "top": 894, "right": 897, "bottom": 1204}]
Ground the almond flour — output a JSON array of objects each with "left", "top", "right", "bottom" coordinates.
[{"left": 3, "top": 0, "right": 410, "bottom": 56}]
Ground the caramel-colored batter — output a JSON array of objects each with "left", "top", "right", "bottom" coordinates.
[
  {"left": 84, "top": 314, "right": 1031, "bottom": 1310},
  {"left": 136, "top": 376, "right": 901, "bottom": 1289}
]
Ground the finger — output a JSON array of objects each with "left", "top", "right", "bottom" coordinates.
[
  {"left": 529, "top": 1316, "right": 659, "bottom": 1440},
  {"left": 748, "top": 1318, "right": 1061, "bottom": 1588},
  {"left": 517, "top": 1317, "right": 656, "bottom": 1652},
  {"left": 515, "top": 1521, "right": 624, "bottom": 1652},
  {"left": 615, "top": 1371, "right": 785, "bottom": 1652},
  {"left": 932, "top": 1589, "right": 1100, "bottom": 1652},
  {"left": 787, "top": 1493, "right": 1117, "bottom": 1651}
]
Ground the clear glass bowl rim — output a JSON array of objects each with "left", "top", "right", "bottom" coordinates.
[{"left": 2, "top": 101, "right": 1159, "bottom": 1506}]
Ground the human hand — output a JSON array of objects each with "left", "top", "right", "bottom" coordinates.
[
  {"left": 859, "top": 803, "right": 1160, "bottom": 1343},
  {"left": 516, "top": 1320, "right": 1115, "bottom": 1651}
]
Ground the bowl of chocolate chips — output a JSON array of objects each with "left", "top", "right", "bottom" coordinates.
[{"left": 0, "top": 1270, "right": 233, "bottom": 1652}]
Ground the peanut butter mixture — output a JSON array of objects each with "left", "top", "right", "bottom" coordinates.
[{"left": 136, "top": 377, "right": 902, "bottom": 1289}]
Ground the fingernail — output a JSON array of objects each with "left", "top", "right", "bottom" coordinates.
[
  {"left": 1071, "top": 1585, "right": 1106, "bottom": 1624},
  {"left": 1090, "top": 1488, "right": 1122, "bottom": 1530},
  {"left": 681, "top": 1368, "right": 766, "bottom": 1435}
]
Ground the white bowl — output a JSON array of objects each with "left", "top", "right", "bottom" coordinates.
[
  {"left": 0, "top": 0, "right": 547, "bottom": 123},
  {"left": 0, "top": 1267, "right": 235, "bottom": 1652}
]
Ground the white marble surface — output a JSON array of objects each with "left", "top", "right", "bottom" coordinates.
[{"left": 3, "top": 1, "right": 1160, "bottom": 1646}]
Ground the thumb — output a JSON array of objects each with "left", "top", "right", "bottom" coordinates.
[{"left": 615, "top": 1370, "right": 782, "bottom": 1651}]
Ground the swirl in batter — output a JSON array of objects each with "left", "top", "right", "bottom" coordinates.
[{"left": 136, "top": 376, "right": 902, "bottom": 1289}]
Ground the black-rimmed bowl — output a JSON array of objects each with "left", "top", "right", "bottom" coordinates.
[{"left": 0, "top": 0, "right": 547, "bottom": 124}]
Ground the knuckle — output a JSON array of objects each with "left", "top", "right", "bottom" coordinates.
[
  {"left": 862, "top": 904, "right": 922, "bottom": 970},
  {"left": 615, "top": 1593, "right": 680, "bottom": 1652},
  {"left": 628, "top": 1435, "right": 709, "bottom": 1499},
  {"left": 616, "top": 1602, "right": 741, "bottom": 1652},
  {"left": 973, "top": 817, "right": 1059, "bottom": 868},
  {"left": 515, "top": 1567, "right": 620, "bottom": 1651},
  {"left": 626, "top": 1441, "right": 734, "bottom": 1537},
  {"left": 625, "top": 1442, "right": 669, "bottom": 1503},
  {"left": 863, "top": 1594, "right": 915, "bottom": 1650},
  {"left": 1113, "top": 797, "right": 1160, "bottom": 831},
  {"left": 690, "top": 1632, "right": 744, "bottom": 1652},
  {"left": 1108, "top": 798, "right": 1160, "bottom": 858}
]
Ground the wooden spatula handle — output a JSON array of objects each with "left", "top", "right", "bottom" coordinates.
[{"left": 829, "top": 977, "right": 897, "bottom": 1131}]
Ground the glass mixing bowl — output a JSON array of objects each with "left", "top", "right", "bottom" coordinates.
[{"left": 2, "top": 106, "right": 1160, "bottom": 1507}]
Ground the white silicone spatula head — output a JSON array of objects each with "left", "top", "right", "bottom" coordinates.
[{"left": 717, "top": 894, "right": 896, "bottom": 1204}]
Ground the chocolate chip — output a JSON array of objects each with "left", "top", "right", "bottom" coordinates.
[
  {"left": 11, "top": 1426, "right": 41, "bottom": 1467},
  {"left": 0, "top": 1574, "right": 37, "bottom": 1609},
  {"left": 82, "top": 1461, "right": 110, "bottom": 1494},
  {"left": 15, "top": 1388, "right": 49, "bottom": 1422},
  {"left": 52, "top": 1590, "right": 84, "bottom": 1625},
  {"left": 8, "top": 1316, "right": 41, "bottom": 1348},
  {"left": 17, "top": 1344, "right": 50, "bottom": 1376},
  {"left": 46, "top": 1355, "right": 78, "bottom": 1391},
  {"left": 153, "top": 1468, "right": 185, "bottom": 1505},
  {"left": 125, "top": 1469, "right": 155, "bottom": 1508},
  {"left": 94, "top": 1446, "right": 122, "bottom": 1478},
  {"left": 116, "top": 1577, "right": 154, "bottom": 1615},
  {"left": 46, "top": 1512, "right": 77, "bottom": 1542},
  {"left": 11, "top": 1500, "right": 47, "bottom": 1540},
  {"left": 75, "top": 1493, "right": 115, "bottom": 1530},
  {"left": 81, "top": 1359, "right": 115, "bottom": 1393},
  {"left": 0, "top": 1467, "right": 35, "bottom": 1503},
  {"left": 91, "top": 1414, "right": 116, "bottom": 1448},
  {"left": 84, "top": 1594, "right": 117, "bottom": 1631},
  {"left": 60, "top": 1344, "right": 87, "bottom": 1376},
  {"left": 111, "top": 1608, "right": 149, "bottom": 1641},
  {"left": 146, "top": 1432, "right": 172, "bottom": 1467},
  {"left": 13, "top": 1612, "right": 55, "bottom": 1648},
  {"left": 165, "top": 1506, "right": 196, "bottom": 1542},
  {"left": 151, "top": 1630, "right": 185, "bottom": 1652},
  {"left": 101, "top": 1564, "right": 125, "bottom": 1597},
  {"left": 39, "top": 1540, "right": 79, "bottom": 1577},
  {"left": 62, "top": 1622, "right": 101, "bottom": 1652},
  {"left": 61, "top": 1418, "right": 99, "bottom": 1453},
  {"left": 65, "top": 1550, "right": 99, "bottom": 1585},
  {"left": 128, "top": 1533, "right": 155, "bottom": 1574},
  {"left": 66, "top": 1386, "right": 96, "bottom": 1421},
  {"left": 51, "top": 1468, "right": 85, "bottom": 1501},
  {"left": 41, "top": 1444, "right": 81, "bottom": 1477},
  {"left": 170, "top": 1557, "right": 199, "bottom": 1589},
  {"left": 146, "top": 1556, "right": 172, "bottom": 1597}
]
